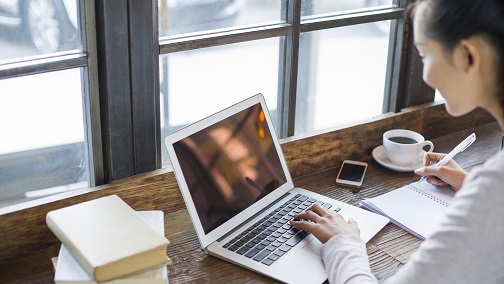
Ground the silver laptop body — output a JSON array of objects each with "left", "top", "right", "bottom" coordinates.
[{"left": 164, "top": 94, "right": 389, "bottom": 284}]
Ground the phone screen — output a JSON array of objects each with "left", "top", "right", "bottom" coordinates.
[{"left": 339, "top": 163, "right": 366, "bottom": 182}]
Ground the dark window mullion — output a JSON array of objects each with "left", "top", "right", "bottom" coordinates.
[
  {"left": 128, "top": 0, "right": 160, "bottom": 173},
  {"left": 276, "top": 0, "right": 301, "bottom": 138},
  {"left": 95, "top": 0, "right": 134, "bottom": 182},
  {"left": 383, "top": 12, "right": 406, "bottom": 112}
]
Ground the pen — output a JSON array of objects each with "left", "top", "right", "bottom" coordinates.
[{"left": 418, "top": 133, "right": 476, "bottom": 183}]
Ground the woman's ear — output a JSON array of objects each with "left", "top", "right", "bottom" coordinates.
[{"left": 456, "top": 38, "right": 482, "bottom": 74}]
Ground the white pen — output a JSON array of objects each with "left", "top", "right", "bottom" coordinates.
[{"left": 418, "top": 133, "right": 476, "bottom": 183}]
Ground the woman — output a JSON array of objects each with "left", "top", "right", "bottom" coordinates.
[{"left": 290, "top": 0, "right": 504, "bottom": 283}]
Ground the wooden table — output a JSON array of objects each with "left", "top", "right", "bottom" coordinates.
[{"left": 0, "top": 118, "right": 501, "bottom": 283}]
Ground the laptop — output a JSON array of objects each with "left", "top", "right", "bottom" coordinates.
[{"left": 164, "top": 94, "right": 389, "bottom": 283}]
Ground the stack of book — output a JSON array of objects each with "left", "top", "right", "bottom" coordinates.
[{"left": 46, "top": 195, "right": 171, "bottom": 284}]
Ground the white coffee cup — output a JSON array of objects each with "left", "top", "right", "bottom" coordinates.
[{"left": 383, "top": 129, "right": 434, "bottom": 166}]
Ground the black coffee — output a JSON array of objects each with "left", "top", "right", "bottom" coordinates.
[{"left": 388, "top": 136, "right": 418, "bottom": 144}]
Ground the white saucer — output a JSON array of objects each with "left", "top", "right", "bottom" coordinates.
[{"left": 372, "top": 145, "right": 424, "bottom": 172}]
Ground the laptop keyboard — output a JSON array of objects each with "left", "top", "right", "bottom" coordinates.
[{"left": 223, "top": 194, "right": 341, "bottom": 266}]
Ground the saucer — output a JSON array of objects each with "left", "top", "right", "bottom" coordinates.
[{"left": 372, "top": 145, "right": 424, "bottom": 172}]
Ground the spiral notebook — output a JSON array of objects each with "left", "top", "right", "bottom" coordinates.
[{"left": 359, "top": 181, "right": 455, "bottom": 240}]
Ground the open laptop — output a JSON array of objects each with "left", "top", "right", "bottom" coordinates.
[{"left": 164, "top": 94, "right": 389, "bottom": 283}]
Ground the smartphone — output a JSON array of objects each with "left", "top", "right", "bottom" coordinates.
[{"left": 335, "top": 160, "right": 368, "bottom": 191}]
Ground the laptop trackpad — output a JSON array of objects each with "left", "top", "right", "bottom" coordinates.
[{"left": 302, "top": 236, "right": 323, "bottom": 256}]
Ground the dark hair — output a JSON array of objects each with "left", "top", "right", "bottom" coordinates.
[{"left": 411, "top": 0, "right": 504, "bottom": 105}]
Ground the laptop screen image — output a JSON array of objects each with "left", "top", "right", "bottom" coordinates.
[{"left": 172, "top": 103, "right": 287, "bottom": 234}]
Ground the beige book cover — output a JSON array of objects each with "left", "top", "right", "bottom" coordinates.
[
  {"left": 46, "top": 195, "right": 170, "bottom": 282},
  {"left": 54, "top": 211, "right": 169, "bottom": 284}
]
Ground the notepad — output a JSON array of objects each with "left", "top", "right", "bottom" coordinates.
[{"left": 359, "top": 181, "right": 455, "bottom": 240}]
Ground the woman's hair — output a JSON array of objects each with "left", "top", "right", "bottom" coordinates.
[{"left": 411, "top": 0, "right": 504, "bottom": 105}]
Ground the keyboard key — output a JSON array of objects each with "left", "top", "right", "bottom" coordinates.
[
  {"left": 281, "top": 217, "right": 291, "bottom": 223},
  {"left": 271, "top": 241, "right": 282, "bottom": 247},
  {"left": 251, "top": 238, "right": 261, "bottom": 244},
  {"left": 228, "top": 245, "right": 240, "bottom": 252},
  {"left": 278, "top": 244, "right": 292, "bottom": 252},
  {"left": 268, "top": 254, "right": 280, "bottom": 261},
  {"left": 266, "top": 245, "right": 276, "bottom": 251},
  {"left": 278, "top": 237, "right": 288, "bottom": 243},
  {"left": 237, "top": 246, "right": 250, "bottom": 255},
  {"left": 273, "top": 250, "right": 285, "bottom": 257},
  {"left": 245, "top": 248, "right": 260, "bottom": 258},
  {"left": 260, "top": 240, "right": 272, "bottom": 246},
  {"left": 271, "top": 222, "right": 283, "bottom": 228},
  {"left": 253, "top": 250, "right": 271, "bottom": 262},
  {"left": 266, "top": 236, "right": 276, "bottom": 243},
  {"left": 281, "top": 224, "right": 292, "bottom": 230},
  {"left": 235, "top": 240, "right": 246, "bottom": 247},
  {"left": 266, "top": 226, "right": 277, "bottom": 233},
  {"left": 256, "top": 244, "right": 266, "bottom": 250},
  {"left": 262, "top": 258, "right": 274, "bottom": 266},
  {"left": 272, "top": 232, "right": 281, "bottom": 238}
]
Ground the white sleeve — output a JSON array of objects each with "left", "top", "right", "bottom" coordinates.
[{"left": 321, "top": 234, "right": 378, "bottom": 284}]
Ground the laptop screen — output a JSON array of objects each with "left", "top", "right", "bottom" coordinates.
[{"left": 172, "top": 103, "right": 288, "bottom": 234}]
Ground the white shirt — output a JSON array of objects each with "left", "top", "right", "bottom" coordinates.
[{"left": 321, "top": 150, "right": 504, "bottom": 284}]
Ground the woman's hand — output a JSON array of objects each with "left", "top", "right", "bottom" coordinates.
[
  {"left": 290, "top": 203, "right": 360, "bottom": 244},
  {"left": 414, "top": 152, "right": 468, "bottom": 191}
]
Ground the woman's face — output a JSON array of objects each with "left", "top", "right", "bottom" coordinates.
[{"left": 413, "top": 3, "right": 483, "bottom": 117}]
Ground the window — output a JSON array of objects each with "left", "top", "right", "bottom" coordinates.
[
  {"left": 159, "top": 39, "right": 281, "bottom": 167},
  {"left": 1, "top": 0, "right": 433, "bottom": 210},
  {"left": 0, "top": 1, "right": 99, "bottom": 208},
  {"left": 295, "top": 21, "right": 391, "bottom": 133},
  {"left": 159, "top": 0, "right": 410, "bottom": 166}
]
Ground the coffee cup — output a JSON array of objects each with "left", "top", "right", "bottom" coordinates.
[{"left": 383, "top": 129, "right": 434, "bottom": 166}]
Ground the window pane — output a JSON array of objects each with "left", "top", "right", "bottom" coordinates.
[
  {"left": 0, "top": 0, "right": 81, "bottom": 61},
  {"left": 158, "top": 0, "right": 282, "bottom": 37},
  {"left": 159, "top": 38, "right": 279, "bottom": 167},
  {"left": 301, "top": 0, "right": 394, "bottom": 17},
  {"left": 0, "top": 69, "right": 87, "bottom": 208},
  {"left": 295, "top": 21, "right": 390, "bottom": 134}
]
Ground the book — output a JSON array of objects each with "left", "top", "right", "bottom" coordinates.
[
  {"left": 46, "top": 195, "right": 170, "bottom": 282},
  {"left": 54, "top": 211, "right": 169, "bottom": 284},
  {"left": 359, "top": 181, "right": 455, "bottom": 240}
]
